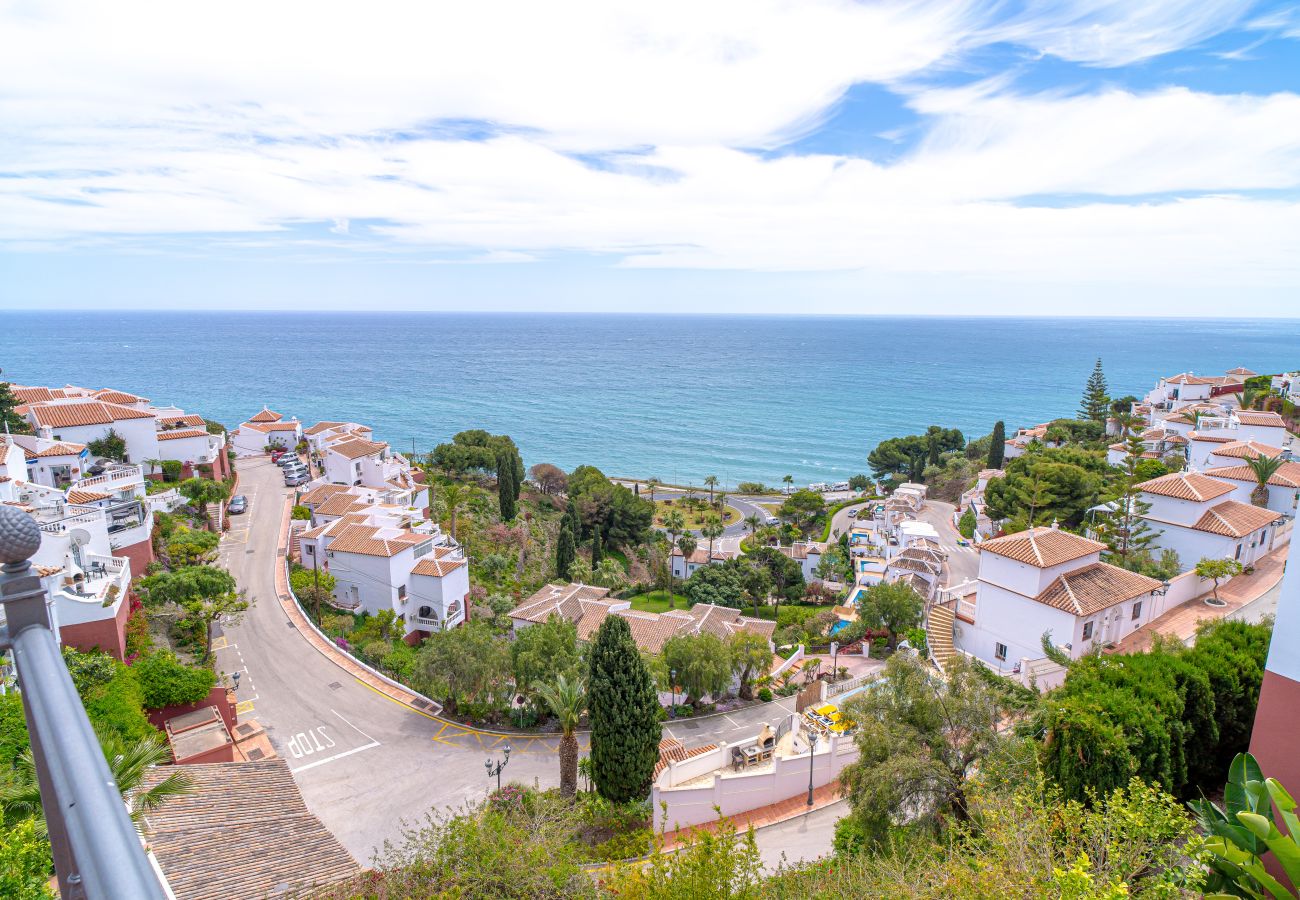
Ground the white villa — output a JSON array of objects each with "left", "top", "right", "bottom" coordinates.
[
  {"left": 231, "top": 407, "right": 303, "bottom": 456},
  {"left": 936, "top": 526, "right": 1165, "bottom": 672},
  {"left": 670, "top": 546, "right": 739, "bottom": 581},
  {"left": 1105, "top": 427, "right": 1188, "bottom": 467},
  {"left": 776, "top": 540, "right": 827, "bottom": 582},
  {"left": 1137, "top": 471, "right": 1285, "bottom": 569}
]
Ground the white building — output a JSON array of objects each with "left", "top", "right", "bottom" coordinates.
[
  {"left": 299, "top": 511, "right": 468, "bottom": 641},
  {"left": 776, "top": 541, "right": 826, "bottom": 582},
  {"left": 1105, "top": 428, "right": 1187, "bottom": 467},
  {"left": 1137, "top": 471, "right": 1285, "bottom": 569},
  {"left": 1003, "top": 423, "right": 1050, "bottom": 460},
  {"left": 670, "top": 546, "right": 739, "bottom": 581},
  {"left": 1202, "top": 462, "right": 1300, "bottom": 518},
  {"left": 231, "top": 408, "right": 302, "bottom": 456},
  {"left": 946, "top": 526, "right": 1165, "bottom": 670},
  {"left": 1183, "top": 409, "right": 1293, "bottom": 453}
]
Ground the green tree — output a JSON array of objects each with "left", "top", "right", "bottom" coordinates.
[
  {"left": 782, "top": 474, "right": 794, "bottom": 495},
  {"left": 1079, "top": 358, "right": 1111, "bottom": 422},
  {"left": 437, "top": 481, "right": 467, "bottom": 542},
  {"left": 139, "top": 564, "right": 246, "bottom": 661},
  {"left": 177, "top": 476, "right": 230, "bottom": 530},
  {"left": 868, "top": 427, "right": 965, "bottom": 480},
  {"left": 662, "top": 632, "right": 732, "bottom": 705},
  {"left": 984, "top": 446, "right": 1109, "bottom": 529},
  {"left": 0, "top": 383, "right": 32, "bottom": 435},
  {"left": 779, "top": 489, "right": 824, "bottom": 527},
  {"left": 0, "top": 817, "right": 52, "bottom": 899},
  {"left": 703, "top": 475, "right": 718, "bottom": 505},
  {"left": 590, "top": 527, "right": 603, "bottom": 568},
  {"left": 87, "top": 427, "right": 127, "bottom": 461},
  {"left": 587, "top": 615, "right": 661, "bottom": 803},
  {"left": 289, "top": 565, "right": 337, "bottom": 619},
  {"left": 857, "top": 581, "right": 924, "bottom": 649},
  {"left": 683, "top": 558, "right": 744, "bottom": 607},
  {"left": 555, "top": 522, "right": 576, "bottom": 581},
  {"left": 700, "top": 514, "right": 724, "bottom": 564},
  {"left": 957, "top": 505, "right": 976, "bottom": 539},
  {"left": 840, "top": 654, "right": 1017, "bottom": 846},
  {"left": 729, "top": 631, "right": 772, "bottom": 701},
  {"left": 497, "top": 450, "right": 517, "bottom": 522},
  {"left": 1245, "top": 453, "right": 1285, "bottom": 507},
  {"left": 132, "top": 650, "right": 216, "bottom": 709},
  {"left": 1196, "top": 557, "right": 1243, "bottom": 604},
  {"left": 511, "top": 617, "right": 582, "bottom": 702},
  {"left": 533, "top": 675, "right": 586, "bottom": 799},
  {"left": 413, "top": 621, "right": 510, "bottom": 716},
  {"left": 567, "top": 556, "right": 594, "bottom": 585},
  {"left": 988, "top": 420, "right": 1006, "bottom": 469},
  {"left": 165, "top": 526, "right": 220, "bottom": 566},
  {"left": 593, "top": 557, "right": 626, "bottom": 590},
  {"left": 1097, "top": 435, "right": 1160, "bottom": 567}
]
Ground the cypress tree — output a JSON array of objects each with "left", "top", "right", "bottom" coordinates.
[
  {"left": 556, "top": 523, "right": 576, "bottom": 580},
  {"left": 511, "top": 449, "right": 525, "bottom": 501},
  {"left": 497, "top": 451, "right": 517, "bottom": 521},
  {"left": 1078, "top": 358, "right": 1111, "bottom": 422},
  {"left": 587, "top": 615, "right": 661, "bottom": 803},
  {"left": 988, "top": 421, "right": 1006, "bottom": 469},
  {"left": 591, "top": 528, "right": 603, "bottom": 568},
  {"left": 565, "top": 498, "right": 583, "bottom": 542}
]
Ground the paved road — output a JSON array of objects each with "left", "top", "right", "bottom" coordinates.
[
  {"left": 753, "top": 800, "right": 846, "bottom": 873},
  {"left": 215, "top": 458, "right": 560, "bottom": 865},
  {"left": 1227, "top": 578, "right": 1283, "bottom": 624}
]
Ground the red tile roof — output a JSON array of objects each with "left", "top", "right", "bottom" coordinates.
[
  {"left": 1136, "top": 471, "right": 1236, "bottom": 502},
  {"left": 156, "top": 428, "right": 210, "bottom": 441},
  {"left": 29, "top": 401, "right": 156, "bottom": 429},
  {"left": 1034, "top": 562, "right": 1162, "bottom": 615},
  {"left": 979, "top": 527, "right": 1105, "bottom": 568},
  {"left": 1192, "top": 501, "right": 1285, "bottom": 537}
]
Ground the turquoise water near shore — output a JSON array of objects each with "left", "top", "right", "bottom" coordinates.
[{"left": 2, "top": 312, "right": 1297, "bottom": 488}]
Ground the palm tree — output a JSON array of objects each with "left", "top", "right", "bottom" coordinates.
[
  {"left": 645, "top": 477, "right": 660, "bottom": 506},
  {"left": 677, "top": 534, "right": 698, "bottom": 599},
  {"left": 744, "top": 514, "right": 761, "bottom": 548},
  {"left": 703, "top": 475, "right": 718, "bottom": 505},
  {"left": 782, "top": 474, "right": 794, "bottom": 495},
  {"left": 714, "top": 491, "right": 728, "bottom": 515},
  {"left": 1246, "top": 454, "right": 1284, "bottom": 507},
  {"left": 533, "top": 676, "right": 586, "bottom": 798},
  {"left": 2, "top": 732, "right": 193, "bottom": 834},
  {"left": 439, "top": 482, "right": 467, "bottom": 542},
  {"left": 663, "top": 509, "right": 686, "bottom": 598},
  {"left": 701, "top": 514, "right": 724, "bottom": 567}
]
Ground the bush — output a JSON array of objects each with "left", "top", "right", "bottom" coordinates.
[
  {"left": 63, "top": 649, "right": 156, "bottom": 744},
  {"left": 0, "top": 817, "right": 55, "bottom": 899},
  {"left": 757, "top": 687, "right": 774, "bottom": 703},
  {"left": 291, "top": 505, "right": 311, "bottom": 520},
  {"left": 134, "top": 650, "right": 217, "bottom": 709},
  {"left": 0, "top": 692, "right": 29, "bottom": 771},
  {"left": 160, "top": 458, "right": 184, "bottom": 482}
]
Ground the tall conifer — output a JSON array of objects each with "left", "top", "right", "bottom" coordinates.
[
  {"left": 497, "top": 451, "right": 517, "bottom": 521},
  {"left": 556, "top": 523, "right": 576, "bottom": 580},
  {"left": 1079, "top": 359, "right": 1110, "bottom": 422},
  {"left": 587, "top": 616, "right": 660, "bottom": 803},
  {"left": 988, "top": 421, "right": 1006, "bottom": 469}
]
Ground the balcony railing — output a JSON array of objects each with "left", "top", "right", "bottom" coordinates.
[
  {"left": 70, "top": 464, "right": 144, "bottom": 493},
  {"left": 0, "top": 506, "right": 169, "bottom": 898}
]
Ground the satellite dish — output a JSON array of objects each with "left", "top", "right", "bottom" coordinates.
[{"left": 69, "top": 528, "right": 92, "bottom": 548}]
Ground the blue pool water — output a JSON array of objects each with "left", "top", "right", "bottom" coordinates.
[{"left": 829, "top": 619, "right": 849, "bottom": 636}]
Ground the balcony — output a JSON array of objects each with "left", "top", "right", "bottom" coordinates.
[
  {"left": 70, "top": 463, "right": 144, "bottom": 493},
  {"left": 410, "top": 615, "right": 441, "bottom": 630},
  {"left": 35, "top": 505, "right": 103, "bottom": 533},
  {"left": 55, "top": 553, "right": 130, "bottom": 615}
]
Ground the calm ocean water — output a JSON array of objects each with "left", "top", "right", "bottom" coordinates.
[{"left": 2, "top": 312, "right": 1297, "bottom": 488}]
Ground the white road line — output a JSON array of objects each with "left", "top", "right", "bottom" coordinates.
[{"left": 289, "top": 710, "right": 382, "bottom": 773}]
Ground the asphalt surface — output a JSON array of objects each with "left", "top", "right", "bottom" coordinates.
[{"left": 753, "top": 800, "right": 846, "bottom": 873}]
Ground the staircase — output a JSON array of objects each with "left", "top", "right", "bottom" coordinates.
[{"left": 926, "top": 605, "right": 957, "bottom": 674}]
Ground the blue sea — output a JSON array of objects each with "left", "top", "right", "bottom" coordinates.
[{"left": 2, "top": 312, "right": 1297, "bottom": 488}]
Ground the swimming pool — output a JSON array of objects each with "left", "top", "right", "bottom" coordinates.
[{"left": 829, "top": 619, "right": 849, "bottom": 636}]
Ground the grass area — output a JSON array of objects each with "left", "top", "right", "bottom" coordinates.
[
  {"left": 608, "top": 548, "right": 629, "bottom": 570},
  {"left": 653, "top": 498, "right": 741, "bottom": 529},
  {"left": 749, "top": 603, "right": 826, "bottom": 626},
  {"left": 626, "top": 591, "right": 692, "bottom": 613}
]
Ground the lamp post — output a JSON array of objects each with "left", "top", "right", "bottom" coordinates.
[
  {"left": 806, "top": 729, "right": 820, "bottom": 806},
  {"left": 669, "top": 668, "right": 677, "bottom": 718},
  {"left": 231, "top": 671, "right": 241, "bottom": 691},
  {"left": 486, "top": 743, "right": 511, "bottom": 792}
]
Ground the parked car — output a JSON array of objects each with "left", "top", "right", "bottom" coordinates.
[
  {"left": 276, "top": 454, "right": 300, "bottom": 467},
  {"left": 284, "top": 470, "right": 310, "bottom": 486},
  {"left": 227, "top": 495, "right": 248, "bottom": 515},
  {"left": 282, "top": 466, "right": 308, "bottom": 480},
  {"left": 764, "top": 515, "right": 780, "bottom": 526},
  {"left": 847, "top": 509, "right": 858, "bottom": 518}
]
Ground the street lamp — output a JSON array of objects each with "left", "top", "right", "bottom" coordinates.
[
  {"left": 231, "top": 671, "right": 241, "bottom": 691},
  {"left": 486, "top": 743, "right": 511, "bottom": 792},
  {"left": 806, "top": 729, "right": 820, "bottom": 806},
  {"left": 669, "top": 668, "right": 677, "bottom": 718}
]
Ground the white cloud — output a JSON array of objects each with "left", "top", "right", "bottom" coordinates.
[{"left": 1, "top": 0, "right": 1296, "bottom": 299}]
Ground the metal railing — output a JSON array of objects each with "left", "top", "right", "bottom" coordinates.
[{"left": 0, "top": 506, "right": 168, "bottom": 899}]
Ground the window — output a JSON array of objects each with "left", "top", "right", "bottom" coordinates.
[
  {"left": 1235, "top": 544, "right": 1243, "bottom": 560},
  {"left": 413, "top": 541, "right": 432, "bottom": 558},
  {"left": 304, "top": 544, "right": 314, "bottom": 556},
  {"left": 1082, "top": 621, "right": 1094, "bottom": 641},
  {"left": 397, "top": 585, "right": 406, "bottom": 600},
  {"left": 1132, "top": 600, "right": 1142, "bottom": 620},
  {"left": 994, "top": 642, "right": 1007, "bottom": 661}
]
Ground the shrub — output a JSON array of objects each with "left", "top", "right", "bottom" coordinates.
[
  {"left": 0, "top": 692, "right": 29, "bottom": 771},
  {"left": 757, "top": 687, "right": 774, "bottom": 703},
  {"left": 160, "top": 459, "right": 184, "bottom": 482},
  {"left": 134, "top": 650, "right": 216, "bottom": 709},
  {"left": 63, "top": 649, "right": 156, "bottom": 743},
  {"left": 291, "top": 504, "right": 311, "bottom": 520}
]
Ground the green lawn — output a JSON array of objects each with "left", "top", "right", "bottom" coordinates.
[
  {"left": 653, "top": 499, "right": 741, "bottom": 529},
  {"left": 627, "top": 591, "right": 692, "bottom": 613},
  {"left": 749, "top": 604, "right": 826, "bottom": 627}
]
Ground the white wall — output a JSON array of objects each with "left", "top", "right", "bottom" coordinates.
[
  {"left": 325, "top": 547, "right": 407, "bottom": 617},
  {"left": 1147, "top": 520, "right": 1276, "bottom": 569},
  {"left": 45, "top": 418, "right": 159, "bottom": 465},
  {"left": 407, "top": 564, "right": 470, "bottom": 633},
  {"left": 957, "top": 582, "right": 1076, "bottom": 666},
  {"left": 156, "top": 433, "right": 216, "bottom": 466}
]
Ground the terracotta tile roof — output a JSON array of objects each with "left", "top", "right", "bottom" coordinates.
[
  {"left": 978, "top": 527, "right": 1105, "bottom": 568},
  {"left": 136, "top": 759, "right": 358, "bottom": 900},
  {"left": 160, "top": 414, "right": 206, "bottom": 428},
  {"left": 29, "top": 400, "right": 156, "bottom": 428},
  {"left": 411, "top": 556, "right": 467, "bottom": 577},
  {"left": 1166, "top": 373, "right": 1224, "bottom": 385},
  {"left": 314, "top": 493, "right": 372, "bottom": 517},
  {"left": 324, "top": 524, "right": 430, "bottom": 557},
  {"left": 298, "top": 483, "right": 353, "bottom": 506},
  {"left": 1136, "top": 471, "right": 1236, "bottom": 502},
  {"left": 11, "top": 386, "right": 55, "bottom": 403},
  {"left": 65, "top": 489, "right": 110, "bottom": 504},
  {"left": 156, "top": 428, "right": 209, "bottom": 441},
  {"left": 35, "top": 564, "right": 63, "bottom": 577},
  {"left": 654, "top": 736, "right": 719, "bottom": 779},
  {"left": 670, "top": 547, "right": 738, "bottom": 565},
  {"left": 1212, "top": 440, "right": 1284, "bottom": 460},
  {"left": 1034, "top": 562, "right": 1162, "bottom": 616},
  {"left": 512, "top": 582, "right": 615, "bottom": 625},
  {"left": 91, "top": 389, "right": 148, "bottom": 405},
  {"left": 887, "top": 555, "right": 942, "bottom": 576},
  {"left": 328, "top": 437, "right": 387, "bottom": 460},
  {"left": 1188, "top": 430, "right": 1234, "bottom": 443},
  {"left": 1192, "top": 500, "right": 1285, "bottom": 538},
  {"left": 258, "top": 421, "right": 301, "bottom": 431},
  {"left": 1204, "top": 462, "right": 1300, "bottom": 489},
  {"left": 248, "top": 407, "right": 282, "bottom": 423},
  {"left": 20, "top": 439, "right": 85, "bottom": 458},
  {"left": 1235, "top": 409, "right": 1287, "bottom": 427},
  {"left": 304, "top": 421, "right": 346, "bottom": 435},
  {"left": 1226, "top": 367, "right": 1258, "bottom": 376}
]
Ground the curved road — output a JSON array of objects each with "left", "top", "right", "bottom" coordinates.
[{"left": 216, "top": 458, "right": 828, "bottom": 864}]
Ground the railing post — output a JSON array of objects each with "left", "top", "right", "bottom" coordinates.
[{"left": 0, "top": 506, "right": 168, "bottom": 900}]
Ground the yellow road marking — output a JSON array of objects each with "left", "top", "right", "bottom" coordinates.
[
  {"left": 210, "top": 636, "right": 229, "bottom": 652},
  {"left": 236, "top": 700, "right": 255, "bottom": 715}
]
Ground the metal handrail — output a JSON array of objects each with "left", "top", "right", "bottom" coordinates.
[{"left": 0, "top": 506, "right": 168, "bottom": 899}]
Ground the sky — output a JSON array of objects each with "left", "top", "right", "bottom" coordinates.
[{"left": 3, "top": 1, "right": 1300, "bottom": 315}]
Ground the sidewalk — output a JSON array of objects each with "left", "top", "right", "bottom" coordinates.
[
  {"left": 658, "top": 780, "right": 844, "bottom": 852},
  {"left": 1112, "top": 546, "right": 1288, "bottom": 653}
]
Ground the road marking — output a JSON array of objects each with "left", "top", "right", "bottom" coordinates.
[
  {"left": 236, "top": 699, "right": 255, "bottom": 715},
  {"left": 289, "top": 710, "right": 381, "bottom": 773},
  {"left": 210, "top": 636, "right": 229, "bottom": 652}
]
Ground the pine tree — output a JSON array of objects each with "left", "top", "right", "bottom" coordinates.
[
  {"left": 1079, "top": 359, "right": 1110, "bottom": 422},
  {"left": 988, "top": 421, "right": 1005, "bottom": 469},
  {"left": 556, "top": 523, "right": 576, "bottom": 580},
  {"left": 590, "top": 528, "right": 603, "bottom": 568},
  {"left": 0, "top": 382, "right": 32, "bottom": 435},
  {"left": 497, "top": 452, "right": 517, "bottom": 521},
  {"left": 1101, "top": 434, "right": 1159, "bottom": 567},
  {"left": 587, "top": 615, "right": 661, "bottom": 803}
]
